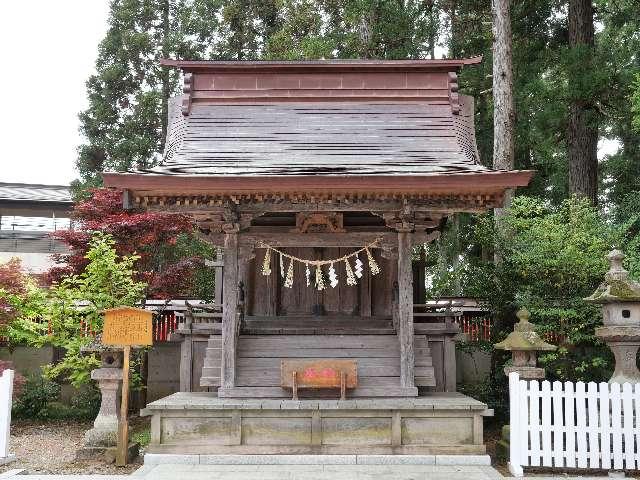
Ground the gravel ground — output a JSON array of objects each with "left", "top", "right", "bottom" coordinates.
[{"left": 0, "top": 420, "right": 145, "bottom": 475}]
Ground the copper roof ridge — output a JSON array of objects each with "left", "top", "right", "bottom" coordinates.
[
  {"left": 103, "top": 170, "right": 534, "bottom": 192},
  {"left": 160, "top": 56, "right": 483, "bottom": 72}
]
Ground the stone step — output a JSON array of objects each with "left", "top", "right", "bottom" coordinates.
[{"left": 144, "top": 453, "right": 493, "bottom": 466}]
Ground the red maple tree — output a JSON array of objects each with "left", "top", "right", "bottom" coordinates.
[
  {"left": 0, "top": 258, "right": 28, "bottom": 327},
  {"left": 48, "top": 188, "right": 207, "bottom": 298}
]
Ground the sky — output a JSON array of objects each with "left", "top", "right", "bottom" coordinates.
[{"left": 0, "top": 1, "right": 110, "bottom": 186}]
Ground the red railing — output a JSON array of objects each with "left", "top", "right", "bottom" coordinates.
[
  {"left": 153, "top": 312, "right": 178, "bottom": 342},
  {"left": 457, "top": 315, "right": 492, "bottom": 342}
]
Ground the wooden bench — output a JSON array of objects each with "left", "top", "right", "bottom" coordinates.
[{"left": 281, "top": 359, "right": 358, "bottom": 400}]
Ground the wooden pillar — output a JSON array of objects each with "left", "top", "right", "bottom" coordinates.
[
  {"left": 214, "top": 248, "right": 224, "bottom": 306},
  {"left": 397, "top": 230, "right": 415, "bottom": 388},
  {"left": 238, "top": 245, "right": 255, "bottom": 317},
  {"left": 221, "top": 232, "right": 239, "bottom": 389}
]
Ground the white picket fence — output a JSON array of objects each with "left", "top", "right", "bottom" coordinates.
[
  {"left": 0, "top": 369, "right": 14, "bottom": 460},
  {"left": 509, "top": 372, "right": 640, "bottom": 476}
]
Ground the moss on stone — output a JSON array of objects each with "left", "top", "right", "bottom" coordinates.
[{"left": 585, "top": 280, "right": 640, "bottom": 303}]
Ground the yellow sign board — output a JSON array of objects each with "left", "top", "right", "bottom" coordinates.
[{"left": 102, "top": 306, "right": 153, "bottom": 347}]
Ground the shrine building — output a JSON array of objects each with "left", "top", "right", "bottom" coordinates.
[{"left": 103, "top": 58, "right": 533, "bottom": 457}]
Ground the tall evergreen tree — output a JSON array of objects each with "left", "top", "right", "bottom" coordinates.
[
  {"left": 264, "top": 0, "right": 441, "bottom": 60},
  {"left": 597, "top": 0, "right": 640, "bottom": 218},
  {"left": 491, "top": 0, "right": 515, "bottom": 215},
  {"left": 76, "top": 0, "right": 221, "bottom": 191},
  {"left": 567, "top": 0, "right": 598, "bottom": 204},
  {"left": 217, "top": 0, "right": 281, "bottom": 59}
]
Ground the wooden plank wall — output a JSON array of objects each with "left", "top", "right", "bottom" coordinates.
[
  {"left": 223, "top": 334, "right": 433, "bottom": 397},
  {"left": 250, "top": 248, "right": 391, "bottom": 317}
]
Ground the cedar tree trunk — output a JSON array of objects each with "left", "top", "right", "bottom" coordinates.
[
  {"left": 492, "top": 0, "right": 515, "bottom": 216},
  {"left": 567, "top": 0, "right": 598, "bottom": 205},
  {"left": 159, "top": 0, "right": 170, "bottom": 153}
]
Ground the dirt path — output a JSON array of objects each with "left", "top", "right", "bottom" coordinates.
[{"left": 0, "top": 420, "right": 144, "bottom": 475}]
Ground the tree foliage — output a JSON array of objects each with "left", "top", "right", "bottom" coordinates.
[
  {"left": 0, "top": 259, "right": 49, "bottom": 339},
  {"left": 49, "top": 188, "right": 215, "bottom": 300},
  {"left": 428, "top": 197, "right": 630, "bottom": 391},
  {"left": 76, "top": 0, "right": 222, "bottom": 190},
  {"left": 7, "top": 233, "right": 147, "bottom": 386}
]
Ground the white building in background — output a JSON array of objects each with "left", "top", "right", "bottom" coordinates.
[{"left": 0, "top": 183, "right": 72, "bottom": 274}]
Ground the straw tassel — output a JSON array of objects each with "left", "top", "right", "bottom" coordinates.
[
  {"left": 261, "top": 248, "right": 272, "bottom": 276},
  {"left": 284, "top": 259, "right": 294, "bottom": 288},
  {"left": 315, "top": 265, "right": 325, "bottom": 290},
  {"left": 345, "top": 258, "right": 357, "bottom": 286},
  {"left": 366, "top": 247, "right": 380, "bottom": 275}
]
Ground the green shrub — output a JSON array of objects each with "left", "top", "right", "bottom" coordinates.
[
  {"left": 70, "top": 384, "right": 101, "bottom": 420},
  {"left": 12, "top": 375, "right": 61, "bottom": 420},
  {"left": 132, "top": 427, "right": 151, "bottom": 448}
]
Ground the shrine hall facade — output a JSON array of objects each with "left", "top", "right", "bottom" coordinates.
[{"left": 104, "top": 58, "right": 532, "bottom": 457}]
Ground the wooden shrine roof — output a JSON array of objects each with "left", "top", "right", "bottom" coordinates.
[{"left": 103, "top": 58, "right": 533, "bottom": 198}]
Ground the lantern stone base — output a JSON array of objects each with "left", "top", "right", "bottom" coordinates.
[
  {"left": 83, "top": 367, "right": 123, "bottom": 448},
  {"left": 503, "top": 365, "right": 545, "bottom": 380},
  {"left": 76, "top": 442, "right": 139, "bottom": 463},
  {"left": 595, "top": 326, "right": 640, "bottom": 384}
]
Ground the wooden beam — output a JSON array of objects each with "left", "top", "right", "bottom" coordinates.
[
  {"left": 221, "top": 233, "right": 239, "bottom": 388},
  {"left": 412, "top": 230, "right": 440, "bottom": 246},
  {"left": 145, "top": 199, "right": 488, "bottom": 215},
  {"left": 397, "top": 231, "right": 415, "bottom": 388},
  {"left": 245, "top": 232, "right": 397, "bottom": 248},
  {"left": 202, "top": 230, "right": 440, "bottom": 249}
]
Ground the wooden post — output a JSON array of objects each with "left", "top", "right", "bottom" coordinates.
[
  {"left": 397, "top": 230, "right": 415, "bottom": 388},
  {"left": 221, "top": 232, "right": 239, "bottom": 389},
  {"left": 292, "top": 371, "right": 298, "bottom": 400},
  {"left": 214, "top": 248, "right": 224, "bottom": 306},
  {"left": 116, "top": 345, "right": 131, "bottom": 466},
  {"left": 238, "top": 245, "right": 255, "bottom": 318},
  {"left": 101, "top": 307, "right": 152, "bottom": 467}
]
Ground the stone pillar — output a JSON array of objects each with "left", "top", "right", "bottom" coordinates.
[
  {"left": 595, "top": 328, "right": 640, "bottom": 384},
  {"left": 84, "top": 367, "right": 123, "bottom": 448},
  {"left": 76, "top": 347, "right": 125, "bottom": 459}
]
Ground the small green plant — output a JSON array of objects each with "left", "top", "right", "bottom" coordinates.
[
  {"left": 12, "top": 375, "right": 61, "bottom": 420},
  {"left": 132, "top": 427, "right": 151, "bottom": 448}
]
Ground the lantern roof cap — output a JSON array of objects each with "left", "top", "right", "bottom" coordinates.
[
  {"left": 494, "top": 309, "right": 557, "bottom": 352},
  {"left": 585, "top": 249, "right": 640, "bottom": 304}
]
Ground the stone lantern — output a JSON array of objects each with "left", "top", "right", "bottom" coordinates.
[
  {"left": 495, "top": 308, "right": 556, "bottom": 380},
  {"left": 585, "top": 249, "right": 640, "bottom": 384},
  {"left": 77, "top": 337, "right": 123, "bottom": 459}
]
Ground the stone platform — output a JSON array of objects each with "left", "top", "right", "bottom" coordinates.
[{"left": 141, "top": 392, "right": 492, "bottom": 455}]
